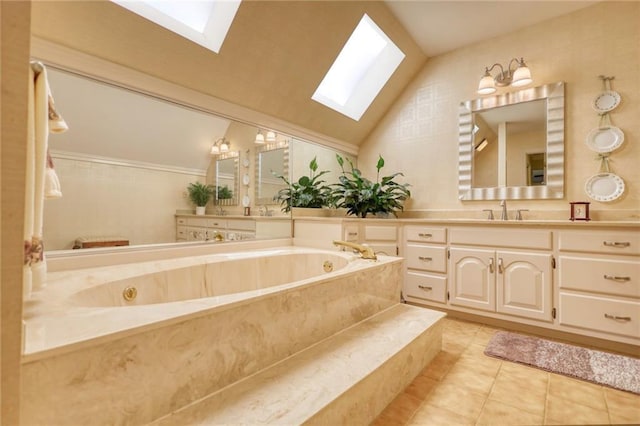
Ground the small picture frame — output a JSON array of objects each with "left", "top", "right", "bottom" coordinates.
[{"left": 570, "top": 202, "right": 591, "bottom": 221}]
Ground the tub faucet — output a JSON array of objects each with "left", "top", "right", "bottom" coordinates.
[
  {"left": 333, "top": 240, "right": 377, "bottom": 260},
  {"left": 500, "top": 200, "right": 508, "bottom": 221}
]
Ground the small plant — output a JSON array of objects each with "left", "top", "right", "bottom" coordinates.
[
  {"left": 217, "top": 185, "right": 233, "bottom": 200},
  {"left": 273, "top": 156, "right": 333, "bottom": 213},
  {"left": 331, "top": 154, "right": 410, "bottom": 218},
  {"left": 187, "top": 182, "right": 214, "bottom": 207}
]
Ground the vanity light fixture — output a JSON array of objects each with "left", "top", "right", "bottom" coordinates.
[
  {"left": 475, "top": 138, "right": 489, "bottom": 152},
  {"left": 266, "top": 130, "right": 277, "bottom": 142},
  {"left": 210, "top": 137, "right": 230, "bottom": 155},
  {"left": 255, "top": 130, "right": 265, "bottom": 145},
  {"left": 478, "top": 57, "right": 533, "bottom": 95}
]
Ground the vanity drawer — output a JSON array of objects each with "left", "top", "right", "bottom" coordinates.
[
  {"left": 227, "top": 219, "right": 255, "bottom": 231},
  {"left": 344, "top": 225, "right": 359, "bottom": 242},
  {"left": 404, "top": 271, "right": 446, "bottom": 303},
  {"left": 187, "top": 217, "right": 209, "bottom": 227},
  {"left": 559, "top": 256, "right": 640, "bottom": 298},
  {"left": 176, "top": 226, "right": 188, "bottom": 240},
  {"left": 559, "top": 230, "right": 640, "bottom": 256},
  {"left": 207, "top": 219, "right": 227, "bottom": 228},
  {"left": 449, "top": 228, "right": 552, "bottom": 250},
  {"left": 363, "top": 225, "right": 397, "bottom": 241},
  {"left": 176, "top": 217, "right": 187, "bottom": 226},
  {"left": 405, "top": 226, "right": 447, "bottom": 244},
  {"left": 405, "top": 245, "right": 447, "bottom": 273},
  {"left": 559, "top": 293, "right": 640, "bottom": 339}
]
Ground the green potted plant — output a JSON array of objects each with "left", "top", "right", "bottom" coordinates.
[
  {"left": 217, "top": 185, "right": 233, "bottom": 200},
  {"left": 273, "top": 156, "right": 333, "bottom": 213},
  {"left": 331, "top": 154, "right": 410, "bottom": 218},
  {"left": 187, "top": 182, "right": 214, "bottom": 215}
]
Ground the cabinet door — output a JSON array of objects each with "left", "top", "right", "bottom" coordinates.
[
  {"left": 449, "top": 248, "right": 495, "bottom": 311},
  {"left": 496, "top": 251, "right": 552, "bottom": 321}
]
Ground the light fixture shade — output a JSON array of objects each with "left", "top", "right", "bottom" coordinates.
[
  {"left": 255, "top": 132, "right": 265, "bottom": 144},
  {"left": 478, "top": 74, "right": 497, "bottom": 95},
  {"left": 266, "top": 131, "right": 276, "bottom": 142},
  {"left": 220, "top": 142, "right": 229, "bottom": 152},
  {"left": 210, "top": 145, "right": 220, "bottom": 155},
  {"left": 512, "top": 65, "right": 532, "bottom": 87}
]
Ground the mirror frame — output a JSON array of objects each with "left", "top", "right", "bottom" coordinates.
[
  {"left": 458, "top": 81, "right": 565, "bottom": 200},
  {"left": 255, "top": 140, "right": 289, "bottom": 205},
  {"left": 213, "top": 151, "right": 239, "bottom": 206}
]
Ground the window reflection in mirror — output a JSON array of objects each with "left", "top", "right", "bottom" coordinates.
[
  {"left": 214, "top": 153, "right": 238, "bottom": 206},
  {"left": 256, "top": 141, "right": 288, "bottom": 204},
  {"left": 459, "top": 81, "right": 564, "bottom": 200}
]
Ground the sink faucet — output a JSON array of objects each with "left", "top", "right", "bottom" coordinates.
[
  {"left": 333, "top": 240, "right": 377, "bottom": 260},
  {"left": 260, "top": 205, "right": 273, "bottom": 217},
  {"left": 215, "top": 206, "right": 226, "bottom": 216},
  {"left": 500, "top": 200, "right": 508, "bottom": 221}
]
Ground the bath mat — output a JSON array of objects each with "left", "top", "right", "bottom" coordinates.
[{"left": 484, "top": 331, "right": 640, "bottom": 394}]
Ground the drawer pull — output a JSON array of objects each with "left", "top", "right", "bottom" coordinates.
[
  {"left": 418, "top": 285, "right": 433, "bottom": 291},
  {"left": 498, "top": 258, "right": 504, "bottom": 274},
  {"left": 603, "top": 275, "right": 631, "bottom": 282},
  {"left": 603, "top": 241, "right": 631, "bottom": 248},
  {"left": 489, "top": 258, "right": 494, "bottom": 273},
  {"left": 604, "top": 313, "right": 632, "bottom": 322},
  {"left": 418, "top": 256, "right": 432, "bottom": 262},
  {"left": 418, "top": 233, "right": 433, "bottom": 238}
]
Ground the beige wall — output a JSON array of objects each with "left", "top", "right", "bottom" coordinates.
[
  {"left": 44, "top": 157, "right": 201, "bottom": 250},
  {"left": 359, "top": 2, "right": 639, "bottom": 218},
  {"left": 1, "top": 2, "right": 30, "bottom": 424},
  {"left": 30, "top": 0, "right": 426, "bottom": 146}
]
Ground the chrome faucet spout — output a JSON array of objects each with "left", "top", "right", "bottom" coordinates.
[
  {"left": 333, "top": 240, "right": 377, "bottom": 260},
  {"left": 500, "top": 200, "right": 508, "bottom": 221}
]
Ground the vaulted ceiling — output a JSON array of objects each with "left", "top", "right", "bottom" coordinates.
[{"left": 31, "top": 1, "right": 597, "bottom": 149}]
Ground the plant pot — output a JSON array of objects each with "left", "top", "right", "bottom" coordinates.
[{"left": 195, "top": 206, "right": 206, "bottom": 216}]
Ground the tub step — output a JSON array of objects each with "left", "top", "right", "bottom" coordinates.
[{"left": 153, "top": 304, "right": 445, "bottom": 425}]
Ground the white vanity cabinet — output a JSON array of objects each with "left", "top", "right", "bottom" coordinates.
[
  {"left": 448, "top": 227, "right": 554, "bottom": 322},
  {"left": 557, "top": 230, "right": 640, "bottom": 340},
  {"left": 403, "top": 226, "right": 448, "bottom": 304},
  {"left": 175, "top": 215, "right": 256, "bottom": 241}
]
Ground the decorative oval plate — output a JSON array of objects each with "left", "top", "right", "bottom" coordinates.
[
  {"left": 585, "top": 173, "right": 625, "bottom": 202},
  {"left": 585, "top": 126, "right": 624, "bottom": 153},
  {"left": 592, "top": 90, "right": 621, "bottom": 112},
  {"left": 242, "top": 174, "right": 250, "bottom": 186},
  {"left": 242, "top": 195, "right": 251, "bottom": 207}
]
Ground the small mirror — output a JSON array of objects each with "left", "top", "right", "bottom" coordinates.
[
  {"left": 459, "top": 81, "right": 564, "bottom": 200},
  {"left": 256, "top": 141, "right": 289, "bottom": 205},
  {"left": 214, "top": 152, "right": 239, "bottom": 206}
]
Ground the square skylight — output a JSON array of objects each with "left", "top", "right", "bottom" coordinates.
[
  {"left": 111, "top": 0, "right": 241, "bottom": 53},
  {"left": 312, "top": 14, "right": 405, "bottom": 121}
]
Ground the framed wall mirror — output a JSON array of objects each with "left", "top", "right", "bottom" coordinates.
[
  {"left": 214, "top": 152, "right": 239, "bottom": 206},
  {"left": 458, "top": 81, "right": 565, "bottom": 200},
  {"left": 256, "top": 141, "right": 289, "bottom": 205}
]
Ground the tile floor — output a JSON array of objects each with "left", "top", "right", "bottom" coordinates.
[{"left": 372, "top": 317, "right": 640, "bottom": 425}]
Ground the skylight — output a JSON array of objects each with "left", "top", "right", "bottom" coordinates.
[
  {"left": 312, "top": 14, "right": 405, "bottom": 121},
  {"left": 111, "top": 0, "right": 241, "bottom": 54}
]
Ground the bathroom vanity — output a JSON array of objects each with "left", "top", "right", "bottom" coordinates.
[
  {"left": 176, "top": 214, "right": 292, "bottom": 242},
  {"left": 293, "top": 217, "right": 640, "bottom": 349}
]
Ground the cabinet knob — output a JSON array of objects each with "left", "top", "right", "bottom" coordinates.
[{"left": 488, "top": 258, "right": 494, "bottom": 273}]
